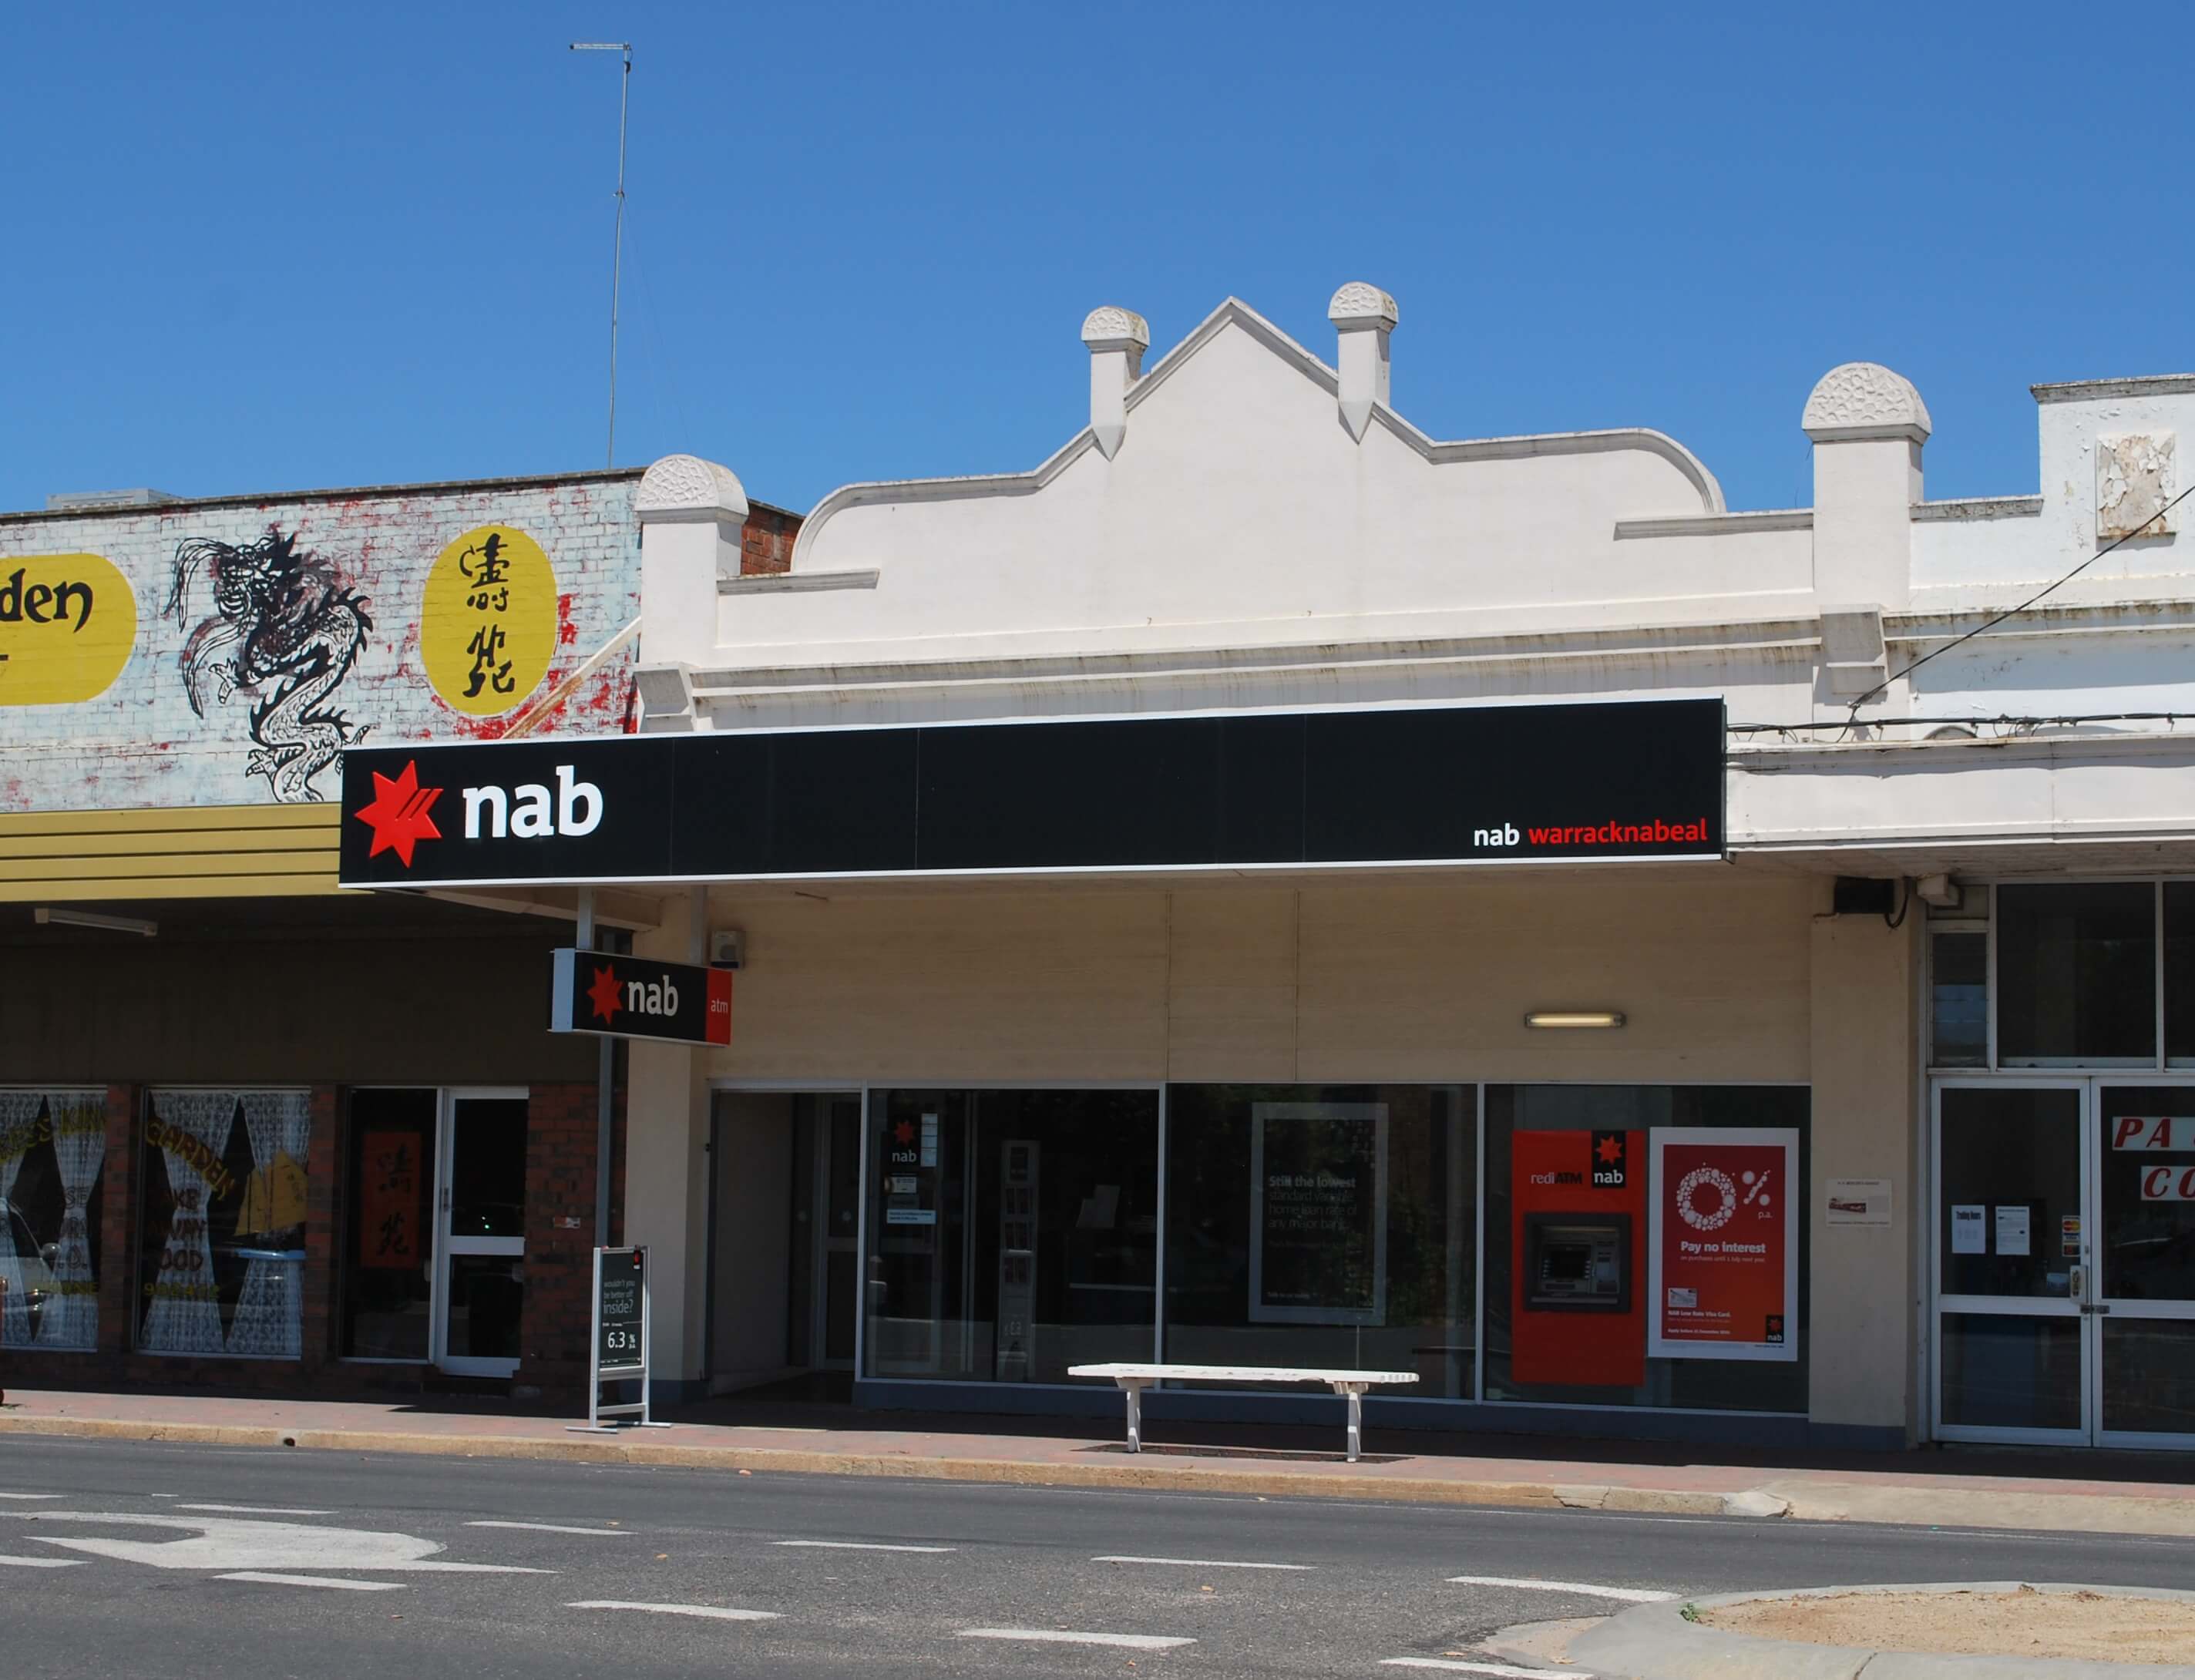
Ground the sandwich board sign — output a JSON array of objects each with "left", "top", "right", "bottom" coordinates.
[{"left": 569, "top": 1245, "right": 671, "bottom": 1433}]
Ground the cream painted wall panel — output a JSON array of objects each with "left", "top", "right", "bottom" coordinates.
[
  {"left": 722, "top": 315, "right": 1736, "bottom": 667},
  {"left": 704, "top": 892, "right": 1170, "bottom": 1082},
  {"left": 1164, "top": 889, "right": 1299, "bottom": 1081},
  {"left": 622, "top": 1035, "right": 708, "bottom": 1383},
  {"left": 1295, "top": 877, "right": 1812, "bottom": 1083},
  {"left": 1807, "top": 912, "right": 1920, "bottom": 1436}
]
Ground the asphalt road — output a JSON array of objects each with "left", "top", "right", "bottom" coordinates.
[{"left": 3, "top": 1436, "right": 2192, "bottom": 1678}]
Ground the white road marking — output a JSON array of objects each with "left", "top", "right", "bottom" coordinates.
[
  {"left": 8, "top": 1510, "right": 544, "bottom": 1574},
  {"left": 0, "top": 1555, "right": 85, "bottom": 1568},
  {"left": 960, "top": 1629, "right": 1195, "bottom": 1651},
  {"left": 775, "top": 1540, "right": 956, "bottom": 1553},
  {"left": 0, "top": 1494, "right": 62, "bottom": 1501},
  {"left": 1446, "top": 1574, "right": 1674, "bottom": 1604},
  {"left": 467, "top": 1520, "right": 632, "bottom": 1536},
  {"left": 217, "top": 1571, "right": 407, "bottom": 1592},
  {"left": 1383, "top": 1662, "right": 1595, "bottom": 1678},
  {"left": 178, "top": 1504, "right": 334, "bottom": 1517},
  {"left": 1095, "top": 1554, "right": 1312, "bottom": 1571},
  {"left": 569, "top": 1601, "right": 780, "bottom": 1622}
]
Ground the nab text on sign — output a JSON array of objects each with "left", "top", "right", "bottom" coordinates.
[{"left": 549, "top": 949, "right": 732, "bottom": 1047}]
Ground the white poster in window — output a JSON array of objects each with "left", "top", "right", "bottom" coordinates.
[
  {"left": 1950, "top": 1204, "right": 1985, "bottom": 1254},
  {"left": 1249, "top": 1102, "right": 1387, "bottom": 1326},
  {"left": 1994, "top": 1205, "right": 2031, "bottom": 1256}
]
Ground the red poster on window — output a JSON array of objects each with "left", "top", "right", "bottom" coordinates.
[
  {"left": 358, "top": 1130, "right": 425, "bottom": 1270},
  {"left": 1647, "top": 1128, "right": 1798, "bottom": 1362}
]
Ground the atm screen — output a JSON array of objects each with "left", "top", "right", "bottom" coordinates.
[
  {"left": 1541, "top": 1244, "right": 1592, "bottom": 1282},
  {"left": 1524, "top": 1212, "right": 1632, "bottom": 1312}
]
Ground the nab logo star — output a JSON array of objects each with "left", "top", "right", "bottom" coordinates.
[
  {"left": 353, "top": 761, "right": 444, "bottom": 866},
  {"left": 1590, "top": 1129, "right": 1628, "bottom": 1188},
  {"left": 586, "top": 963, "right": 624, "bottom": 1026}
]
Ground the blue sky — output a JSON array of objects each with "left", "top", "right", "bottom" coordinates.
[{"left": 5, "top": 3, "right": 2189, "bottom": 517}]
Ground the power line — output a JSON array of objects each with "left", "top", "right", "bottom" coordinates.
[{"left": 1847, "top": 480, "right": 2195, "bottom": 715}]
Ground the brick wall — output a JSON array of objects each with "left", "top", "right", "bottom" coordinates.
[
  {"left": 738, "top": 504, "right": 802, "bottom": 576},
  {"left": 0, "top": 471, "right": 646, "bottom": 812},
  {"left": 516, "top": 1080, "right": 607, "bottom": 1394}
]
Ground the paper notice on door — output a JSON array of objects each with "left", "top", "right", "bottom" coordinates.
[
  {"left": 1951, "top": 1205, "right": 1986, "bottom": 1254},
  {"left": 919, "top": 1114, "right": 939, "bottom": 1167},
  {"left": 1995, "top": 1205, "right": 2032, "bottom": 1256}
]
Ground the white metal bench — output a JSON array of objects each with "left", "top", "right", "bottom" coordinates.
[{"left": 1069, "top": 1362, "right": 1418, "bottom": 1463}]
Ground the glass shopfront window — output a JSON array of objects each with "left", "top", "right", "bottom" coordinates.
[
  {"left": 1485, "top": 1084, "right": 1809, "bottom": 1413},
  {"left": 863, "top": 1088, "right": 1158, "bottom": 1382},
  {"left": 139, "top": 1090, "right": 312, "bottom": 1358},
  {"left": 1998, "top": 882, "right": 2156, "bottom": 1064},
  {"left": 1162, "top": 1085, "right": 1476, "bottom": 1393},
  {"left": 0, "top": 1090, "right": 106, "bottom": 1352},
  {"left": 1929, "top": 930, "right": 1988, "bottom": 1067}
]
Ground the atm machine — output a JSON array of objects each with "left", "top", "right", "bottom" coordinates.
[{"left": 1510, "top": 1130, "right": 1647, "bottom": 1388}]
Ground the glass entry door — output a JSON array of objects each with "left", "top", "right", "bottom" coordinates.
[
  {"left": 1933, "top": 1082, "right": 2087, "bottom": 1442},
  {"left": 1933, "top": 1080, "right": 2195, "bottom": 1446},
  {"left": 813, "top": 1095, "right": 862, "bottom": 1369},
  {"left": 432, "top": 1089, "right": 529, "bottom": 1378}
]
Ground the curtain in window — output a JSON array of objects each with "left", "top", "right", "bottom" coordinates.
[{"left": 139, "top": 1092, "right": 234, "bottom": 1356}]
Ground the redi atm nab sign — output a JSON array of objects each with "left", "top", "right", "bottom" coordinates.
[
  {"left": 549, "top": 949, "right": 732, "bottom": 1047},
  {"left": 338, "top": 697, "right": 1725, "bottom": 888}
]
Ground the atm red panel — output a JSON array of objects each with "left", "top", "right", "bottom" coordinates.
[{"left": 1511, "top": 1128, "right": 1647, "bottom": 1388}]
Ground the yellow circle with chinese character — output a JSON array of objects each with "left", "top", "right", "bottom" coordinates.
[{"left": 420, "top": 526, "right": 558, "bottom": 716}]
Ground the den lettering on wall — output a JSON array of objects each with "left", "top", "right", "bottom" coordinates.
[{"left": 0, "top": 475, "right": 641, "bottom": 811}]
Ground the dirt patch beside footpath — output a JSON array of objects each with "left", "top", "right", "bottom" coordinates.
[{"left": 1705, "top": 1584, "right": 2195, "bottom": 1665}]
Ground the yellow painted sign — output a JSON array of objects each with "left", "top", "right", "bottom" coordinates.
[
  {"left": 419, "top": 526, "right": 557, "bottom": 717},
  {"left": 0, "top": 553, "right": 136, "bottom": 706}
]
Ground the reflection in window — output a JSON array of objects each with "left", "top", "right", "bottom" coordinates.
[
  {"left": 1997, "top": 882, "right": 2156, "bottom": 1063},
  {"left": 864, "top": 1089, "right": 1158, "bottom": 1383},
  {"left": 2101, "top": 1320, "right": 2195, "bottom": 1434},
  {"left": 341, "top": 1090, "right": 436, "bottom": 1359},
  {"left": 2096, "top": 1088, "right": 2195, "bottom": 1306},
  {"left": 139, "top": 1090, "right": 312, "bottom": 1358},
  {"left": 1941, "top": 1311, "right": 2082, "bottom": 1432},
  {"left": 0, "top": 1090, "right": 105, "bottom": 1352},
  {"left": 1162, "top": 1086, "right": 1475, "bottom": 1396},
  {"left": 2166, "top": 884, "right": 2195, "bottom": 1065},
  {"left": 1929, "top": 931, "right": 1988, "bottom": 1067},
  {"left": 1938, "top": 1085, "right": 2081, "bottom": 1300}
]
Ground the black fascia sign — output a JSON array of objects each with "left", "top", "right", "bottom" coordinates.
[
  {"left": 550, "top": 949, "right": 733, "bottom": 1047},
  {"left": 338, "top": 697, "right": 1725, "bottom": 889}
]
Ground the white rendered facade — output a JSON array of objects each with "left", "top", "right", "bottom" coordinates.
[{"left": 616, "top": 288, "right": 2195, "bottom": 1449}]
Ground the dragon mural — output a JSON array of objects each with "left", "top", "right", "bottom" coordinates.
[{"left": 165, "top": 526, "right": 374, "bottom": 803}]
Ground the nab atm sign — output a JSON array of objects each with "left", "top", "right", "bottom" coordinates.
[{"left": 549, "top": 949, "right": 732, "bottom": 1047}]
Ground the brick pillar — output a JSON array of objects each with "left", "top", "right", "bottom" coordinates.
[
  {"left": 301, "top": 1087, "right": 341, "bottom": 1370},
  {"left": 97, "top": 1084, "right": 135, "bottom": 1359},
  {"left": 519, "top": 1082, "right": 601, "bottom": 1396}
]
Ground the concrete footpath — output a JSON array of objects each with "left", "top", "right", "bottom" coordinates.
[{"left": 3, "top": 1384, "right": 2193, "bottom": 1540}]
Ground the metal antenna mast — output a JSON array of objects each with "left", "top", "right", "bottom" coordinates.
[{"left": 570, "top": 42, "right": 632, "bottom": 467}]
